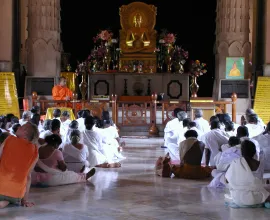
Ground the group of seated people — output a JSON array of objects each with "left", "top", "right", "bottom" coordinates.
[
  {"left": 0, "top": 107, "right": 126, "bottom": 208},
  {"left": 157, "top": 108, "right": 270, "bottom": 208}
]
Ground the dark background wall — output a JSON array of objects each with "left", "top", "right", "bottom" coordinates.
[{"left": 60, "top": 0, "right": 217, "bottom": 97}]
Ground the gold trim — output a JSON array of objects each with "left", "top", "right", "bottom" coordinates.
[{"left": 190, "top": 100, "right": 214, "bottom": 103}]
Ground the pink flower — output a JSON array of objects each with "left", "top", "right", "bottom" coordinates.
[
  {"left": 99, "top": 30, "right": 112, "bottom": 41},
  {"left": 164, "top": 33, "right": 176, "bottom": 44}
]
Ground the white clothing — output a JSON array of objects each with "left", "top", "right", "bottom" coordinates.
[
  {"left": 245, "top": 123, "right": 265, "bottom": 138},
  {"left": 225, "top": 157, "right": 269, "bottom": 206},
  {"left": 32, "top": 160, "right": 87, "bottom": 187},
  {"left": 190, "top": 127, "right": 203, "bottom": 141},
  {"left": 62, "top": 142, "right": 89, "bottom": 173},
  {"left": 77, "top": 118, "right": 85, "bottom": 132},
  {"left": 166, "top": 143, "right": 180, "bottom": 162},
  {"left": 194, "top": 117, "right": 210, "bottom": 134},
  {"left": 19, "top": 119, "right": 28, "bottom": 126},
  {"left": 225, "top": 131, "right": 235, "bottom": 137},
  {"left": 61, "top": 119, "right": 72, "bottom": 136},
  {"left": 253, "top": 133, "right": 270, "bottom": 171},
  {"left": 164, "top": 118, "right": 185, "bottom": 147},
  {"left": 201, "top": 129, "right": 229, "bottom": 166},
  {"left": 39, "top": 130, "right": 53, "bottom": 139},
  {"left": 208, "top": 146, "right": 242, "bottom": 188},
  {"left": 82, "top": 129, "right": 109, "bottom": 167}
]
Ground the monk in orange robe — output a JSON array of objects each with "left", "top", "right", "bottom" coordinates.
[
  {"left": 52, "top": 77, "right": 73, "bottom": 101},
  {"left": 0, "top": 122, "right": 39, "bottom": 208},
  {"left": 52, "top": 77, "right": 82, "bottom": 110}
]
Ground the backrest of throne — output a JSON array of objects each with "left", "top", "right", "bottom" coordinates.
[{"left": 119, "top": 2, "right": 157, "bottom": 56}]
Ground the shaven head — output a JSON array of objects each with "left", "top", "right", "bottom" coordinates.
[
  {"left": 16, "top": 122, "right": 39, "bottom": 143},
  {"left": 59, "top": 77, "right": 67, "bottom": 87}
]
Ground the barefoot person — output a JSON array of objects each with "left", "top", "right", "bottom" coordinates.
[
  {"left": 225, "top": 140, "right": 270, "bottom": 207},
  {"left": 171, "top": 130, "right": 212, "bottom": 179},
  {"left": 0, "top": 122, "right": 39, "bottom": 208},
  {"left": 32, "top": 134, "right": 95, "bottom": 187},
  {"left": 82, "top": 116, "right": 121, "bottom": 168}
]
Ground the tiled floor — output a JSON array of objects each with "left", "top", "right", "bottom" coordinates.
[{"left": 1, "top": 138, "right": 270, "bottom": 219}]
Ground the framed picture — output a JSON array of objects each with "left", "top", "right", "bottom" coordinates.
[{"left": 225, "top": 57, "right": 245, "bottom": 79}]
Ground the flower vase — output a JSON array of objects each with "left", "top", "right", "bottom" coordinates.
[
  {"left": 165, "top": 45, "right": 173, "bottom": 72},
  {"left": 103, "top": 46, "right": 111, "bottom": 71},
  {"left": 190, "top": 76, "right": 199, "bottom": 98},
  {"left": 79, "top": 72, "right": 88, "bottom": 100}
]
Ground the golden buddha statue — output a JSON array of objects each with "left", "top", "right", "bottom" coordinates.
[
  {"left": 229, "top": 62, "right": 241, "bottom": 77},
  {"left": 126, "top": 13, "right": 150, "bottom": 49},
  {"left": 119, "top": 2, "right": 157, "bottom": 72}
]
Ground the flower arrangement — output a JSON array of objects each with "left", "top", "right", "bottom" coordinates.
[
  {"left": 171, "top": 46, "right": 189, "bottom": 64},
  {"left": 93, "top": 30, "right": 113, "bottom": 45},
  {"left": 189, "top": 60, "right": 207, "bottom": 77}
]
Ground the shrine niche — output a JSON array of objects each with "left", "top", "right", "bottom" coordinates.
[{"left": 119, "top": 2, "right": 157, "bottom": 72}]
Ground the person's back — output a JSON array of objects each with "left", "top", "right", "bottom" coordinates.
[
  {"left": 183, "top": 140, "right": 204, "bottom": 166},
  {"left": 225, "top": 140, "right": 270, "bottom": 207},
  {"left": 0, "top": 123, "right": 39, "bottom": 207}
]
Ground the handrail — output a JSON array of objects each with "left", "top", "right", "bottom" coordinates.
[{"left": 24, "top": 92, "right": 238, "bottom": 135}]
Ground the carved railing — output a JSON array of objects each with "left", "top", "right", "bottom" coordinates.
[{"left": 24, "top": 92, "right": 237, "bottom": 137}]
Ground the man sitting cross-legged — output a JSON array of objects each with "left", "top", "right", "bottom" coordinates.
[
  {"left": 171, "top": 130, "right": 212, "bottom": 179},
  {"left": 0, "top": 122, "right": 39, "bottom": 208},
  {"left": 225, "top": 140, "right": 270, "bottom": 208}
]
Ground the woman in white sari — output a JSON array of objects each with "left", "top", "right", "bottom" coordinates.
[
  {"left": 32, "top": 134, "right": 95, "bottom": 187},
  {"left": 62, "top": 129, "right": 90, "bottom": 173},
  {"left": 82, "top": 116, "right": 121, "bottom": 168},
  {"left": 225, "top": 140, "right": 270, "bottom": 207}
]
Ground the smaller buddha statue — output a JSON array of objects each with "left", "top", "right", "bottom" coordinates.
[
  {"left": 229, "top": 62, "right": 241, "bottom": 77},
  {"left": 125, "top": 13, "right": 151, "bottom": 51}
]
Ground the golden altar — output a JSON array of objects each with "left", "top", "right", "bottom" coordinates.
[{"left": 119, "top": 2, "right": 157, "bottom": 72}]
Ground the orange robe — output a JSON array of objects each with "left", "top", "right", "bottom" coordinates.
[
  {"left": 52, "top": 85, "right": 82, "bottom": 110},
  {"left": 0, "top": 136, "right": 38, "bottom": 198},
  {"left": 52, "top": 85, "right": 73, "bottom": 101}
]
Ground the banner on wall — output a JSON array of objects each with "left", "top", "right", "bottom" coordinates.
[
  {"left": 0, "top": 72, "right": 20, "bottom": 118},
  {"left": 254, "top": 76, "right": 270, "bottom": 124}
]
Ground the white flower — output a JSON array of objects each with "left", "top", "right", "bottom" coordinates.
[
  {"left": 111, "top": 39, "right": 117, "bottom": 43},
  {"left": 159, "top": 39, "right": 165, "bottom": 44},
  {"left": 116, "top": 48, "right": 121, "bottom": 51}
]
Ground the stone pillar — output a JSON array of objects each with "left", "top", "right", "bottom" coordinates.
[
  {"left": 214, "top": 0, "right": 251, "bottom": 121},
  {"left": 0, "top": 0, "right": 13, "bottom": 71},
  {"left": 26, "top": 0, "right": 61, "bottom": 77},
  {"left": 264, "top": 0, "right": 270, "bottom": 76}
]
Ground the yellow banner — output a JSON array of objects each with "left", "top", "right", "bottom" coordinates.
[
  {"left": 0, "top": 72, "right": 20, "bottom": 118},
  {"left": 254, "top": 76, "right": 270, "bottom": 124},
  {"left": 60, "top": 72, "right": 77, "bottom": 92}
]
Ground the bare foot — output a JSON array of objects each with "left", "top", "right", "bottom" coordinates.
[
  {"left": 21, "top": 200, "right": 34, "bottom": 207},
  {"left": 86, "top": 168, "right": 96, "bottom": 180},
  {"left": 0, "top": 201, "right": 9, "bottom": 209},
  {"left": 107, "top": 162, "right": 121, "bottom": 168}
]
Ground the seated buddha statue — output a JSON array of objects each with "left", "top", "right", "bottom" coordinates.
[{"left": 122, "top": 13, "right": 155, "bottom": 53}]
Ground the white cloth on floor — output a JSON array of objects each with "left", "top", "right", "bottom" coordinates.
[
  {"left": 194, "top": 117, "right": 210, "bottom": 134},
  {"left": 62, "top": 142, "right": 90, "bottom": 173},
  {"left": 201, "top": 129, "right": 229, "bottom": 166},
  {"left": 225, "top": 157, "right": 269, "bottom": 206},
  {"left": 32, "top": 160, "right": 86, "bottom": 186}
]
